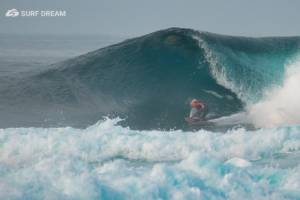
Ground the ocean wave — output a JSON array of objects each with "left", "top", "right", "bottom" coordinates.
[{"left": 1, "top": 28, "right": 300, "bottom": 129}]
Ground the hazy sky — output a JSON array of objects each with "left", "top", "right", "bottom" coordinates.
[{"left": 1, "top": 0, "right": 300, "bottom": 37}]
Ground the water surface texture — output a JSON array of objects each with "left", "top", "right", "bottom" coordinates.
[{"left": 1, "top": 29, "right": 300, "bottom": 199}]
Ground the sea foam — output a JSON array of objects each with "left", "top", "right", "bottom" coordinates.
[
  {"left": 1, "top": 118, "right": 300, "bottom": 167},
  {"left": 1, "top": 118, "right": 300, "bottom": 199}
]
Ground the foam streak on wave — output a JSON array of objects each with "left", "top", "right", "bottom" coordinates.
[{"left": 192, "top": 35, "right": 239, "bottom": 101}]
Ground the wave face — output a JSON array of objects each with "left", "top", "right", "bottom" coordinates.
[{"left": 1, "top": 28, "right": 300, "bottom": 129}]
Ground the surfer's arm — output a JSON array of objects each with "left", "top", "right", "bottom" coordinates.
[{"left": 195, "top": 103, "right": 204, "bottom": 108}]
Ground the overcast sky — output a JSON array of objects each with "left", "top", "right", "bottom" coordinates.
[{"left": 1, "top": 0, "right": 300, "bottom": 37}]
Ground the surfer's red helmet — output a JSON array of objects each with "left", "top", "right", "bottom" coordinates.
[{"left": 191, "top": 99, "right": 197, "bottom": 107}]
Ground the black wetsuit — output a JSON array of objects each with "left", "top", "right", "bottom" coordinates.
[{"left": 195, "top": 103, "right": 210, "bottom": 120}]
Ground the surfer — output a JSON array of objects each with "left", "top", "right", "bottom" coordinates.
[{"left": 189, "top": 99, "right": 210, "bottom": 120}]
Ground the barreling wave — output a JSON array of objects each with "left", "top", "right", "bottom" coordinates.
[{"left": 1, "top": 28, "right": 300, "bottom": 130}]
